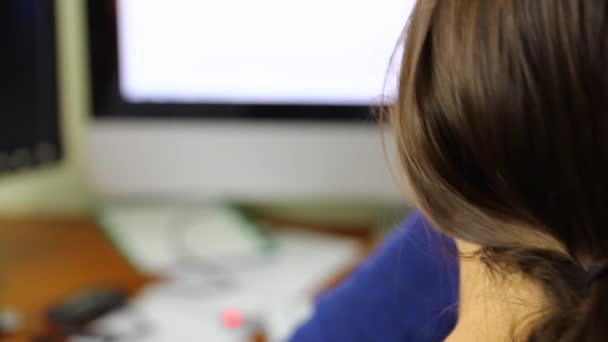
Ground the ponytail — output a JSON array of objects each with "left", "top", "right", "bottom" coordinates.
[{"left": 541, "top": 267, "right": 608, "bottom": 342}]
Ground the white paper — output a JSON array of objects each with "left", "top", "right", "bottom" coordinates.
[
  {"left": 97, "top": 203, "right": 268, "bottom": 274},
  {"left": 89, "top": 230, "right": 359, "bottom": 341}
]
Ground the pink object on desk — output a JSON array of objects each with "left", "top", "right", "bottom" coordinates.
[{"left": 221, "top": 308, "right": 245, "bottom": 329}]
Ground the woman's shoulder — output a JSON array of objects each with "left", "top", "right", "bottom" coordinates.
[{"left": 290, "top": 210, "right": 459, "bottom": 342}]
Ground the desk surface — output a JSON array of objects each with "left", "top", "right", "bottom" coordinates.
[
  {"left": 0, "top": 217, "right": 151, "bottom": 341},
  {"left": 1, "top": 215, "right": 375, "bottom": 341}
]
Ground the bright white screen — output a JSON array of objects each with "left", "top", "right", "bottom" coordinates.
[{"left": 117, "top": 0, "right": 414, "bottom": 105}]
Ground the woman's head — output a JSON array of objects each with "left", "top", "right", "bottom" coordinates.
[{"left": 393, "top": 0, "right": 608, "bottom": 340}]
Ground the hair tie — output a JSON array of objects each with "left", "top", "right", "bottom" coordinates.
[{"left": 584, "top": 263, "right": 608, "bottom": 286}]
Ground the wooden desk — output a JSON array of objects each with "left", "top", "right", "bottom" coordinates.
[
  {"left": 0, "top": 217, "right": 151, "bottom": 341},
  {"left": 1, "top": 215, "right": 375, "bottom": 341}
]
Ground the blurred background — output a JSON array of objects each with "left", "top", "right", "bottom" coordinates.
[{"left": 1, "top": 0, "right": 414, "bottom": 340}]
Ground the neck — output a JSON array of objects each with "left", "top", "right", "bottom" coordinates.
[{"left": 446, "top": 240, "right": 547, "bottom": 341}]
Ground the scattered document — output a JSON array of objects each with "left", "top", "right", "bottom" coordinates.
[{"left": 81, "top": 230, "right": 360, "bottom": 342}]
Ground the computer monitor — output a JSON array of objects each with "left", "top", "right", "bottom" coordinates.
[
  {"left": 0, "top": 0, "right": 61, "bottom": 175},
  {"left": 86, "top": 0, "right": 413, "bottom": 201}
]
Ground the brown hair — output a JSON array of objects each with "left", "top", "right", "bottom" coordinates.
[{"left": 391, "top": 0, "right": 608, "bottom": 340}]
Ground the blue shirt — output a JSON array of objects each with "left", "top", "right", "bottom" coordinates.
[{"left": 290, "top": 211, "right": 459, "bottom": 342}]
